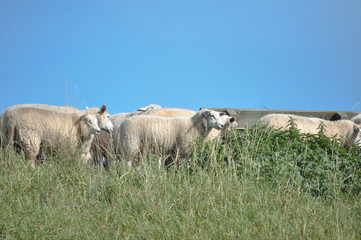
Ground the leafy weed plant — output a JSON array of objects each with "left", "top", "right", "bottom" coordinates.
[{"left": 190, "top": 120, "right": 361, "bottom": 198}]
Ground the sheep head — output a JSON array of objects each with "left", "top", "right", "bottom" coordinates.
[{"left": 203, "top": 110, "right": 225, "bottom": 130}]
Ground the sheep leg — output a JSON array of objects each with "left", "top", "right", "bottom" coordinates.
[
  {"left": 20, "top": 136, "right": 41, "bottom": 167},
  {"left": 82, "top": 152, "right": 92, "bottom": 164},
  {"left": 123, "top": 141, "right": 141, "bottom": 167},
  {"left": 158, "top": 157, "right": 162, "bottom": 170},
  {"left": 127, "top": 160, "right": 133, "bottom": 167}
]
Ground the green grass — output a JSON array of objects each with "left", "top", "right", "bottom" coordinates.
[{"left": 1, "top": 124, "right": 361, "bottom": 239}]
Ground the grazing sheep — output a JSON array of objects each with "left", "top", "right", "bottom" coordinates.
[
  {"left": 351, "top": 114, "right": 361, "bottom": 125},
  {"left": 258, "top": 114, "right": 361, "bottom": 146},
  {"left": 115, "top": 109, "right": 225, "bottom": 166},
  {"left": 1, "top": 107, "right": 101, "bottom": 165}
]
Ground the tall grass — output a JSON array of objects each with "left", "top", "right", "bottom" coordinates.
[{"left": 1, "top": 124, "right": 361, "bottom": 239}]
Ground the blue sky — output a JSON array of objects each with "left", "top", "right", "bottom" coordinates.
[{"left": 1, "top": 0, "right": 360, "bottom": 115}]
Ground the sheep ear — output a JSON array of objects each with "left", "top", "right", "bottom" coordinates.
[
  {"left": 80, "top": 114, "right": 86, "bottom": 120},
  {"left": 100, "top": 105, "right": 107, "bottom": 114},
  {"left": 330, "top": 113, "right": 342, "bottom": 121},
  {"left": 137, "top": 106, "right": 147, "bottom": 112},
  {"left": 230, "top": 117, "right": 235, "bottom": 123}
]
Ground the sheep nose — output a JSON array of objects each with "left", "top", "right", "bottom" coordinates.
[
  {"left": 104, "top": 127, "right": 113, "bottom": 133},
  {"left": 95, "top": 129, "right": 101, "bottom": 134},
  {"left": 219, "top": 124, "right": 224, "bottom": 129}
]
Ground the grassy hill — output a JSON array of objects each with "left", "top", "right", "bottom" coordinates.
[{"left": 1, "top": 124, "right": 361, "bottom": 239}]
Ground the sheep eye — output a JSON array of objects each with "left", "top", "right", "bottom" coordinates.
[{"left": 88, "top": 120, "right": 92, "bottom": 124}]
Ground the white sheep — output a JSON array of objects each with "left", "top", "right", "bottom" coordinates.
[
  {"left": 258, "top": 114, "right": 361, "bottom": 146},
  {"left": 205, "top": 115, "right": 238, "bottom": 141},
  {"left": 0, "top": 104, "right": 113, "bottom": 164},
  {"left": 114, "top": 109, "right": 225, "bottom": 166},
  {"left": 145, "top": 108, "right": 237, "bottom": 141},
  {"left": 0, "top": 107, "right": 101, "bottom": 165},
  {"left": 351, "top": 114, "right": 361, "bottom": 125},
  {"left": 2, "top": 104, "right": 113, "bottom": 133}
]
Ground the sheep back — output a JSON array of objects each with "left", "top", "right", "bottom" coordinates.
[
  {"left": 145, "top": 108, "right": 196, "bottom": 117},
  {"left": 259, "top": 114, "right": 361, "bottom": 145}
]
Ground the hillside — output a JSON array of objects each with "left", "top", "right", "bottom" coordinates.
[{"left": 1, "top": 124, "right": 361, "bottom": 239}]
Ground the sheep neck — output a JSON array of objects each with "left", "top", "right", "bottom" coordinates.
[
  {"left": 189, "top": 112, "right": 212, "bottom": 139},
  {"left": 77, "top": 120, "right": 93, "bottom": 145}
]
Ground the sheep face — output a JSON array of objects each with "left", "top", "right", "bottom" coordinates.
[
  {"left": 222, "top": 115, "right": 238, "bottom": 128},
  {"left": 96, "top": 105, "right": 114, "bottom": 133},
  {"left": 352, "top": 125, "right": 361, "bottom": 146},
  {"left": 204, "top": 110, "right": 225, "bottom": 130},
  {"left": 81, "top": 115, "right": 101, "bottom": 135}
]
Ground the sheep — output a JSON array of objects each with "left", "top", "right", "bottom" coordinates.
[
  {"left": 2, "top": 104, "right": 113, "bottom": 133},
  {"left": 0, "top": 104, "right": 113, "bottom": 164},
  {"left": 0, "top": 107, "right": 101, "bottom": 165},
  {"left": 145, "top": 108, "right": 238, "bottom": 141},
  {"left": 258, "top": 114, "right": 361, "bottom": 146},
  {"left": 351, "top": 114, "right": 361, "bottom": 125},
  {"left": 114, "top": 109, "right": 225, "bottom": 167},
  {"left": 205, "top": 115, "right": 238, "bottom": 141}
]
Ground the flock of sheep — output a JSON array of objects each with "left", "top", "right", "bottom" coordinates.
[
  {"left": 0, "top": 103, "right": 360, "bottom": 168},
  {"left": 0, "top": 104, "right": 236, "bottom": 167}
]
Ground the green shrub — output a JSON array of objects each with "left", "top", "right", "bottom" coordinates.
[{"left": 190, "top": 121, "right": 361, "bottom": 198}]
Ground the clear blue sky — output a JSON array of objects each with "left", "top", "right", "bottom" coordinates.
[{"left": 1, "top": 0, "right": 360, "bottom": 115}]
